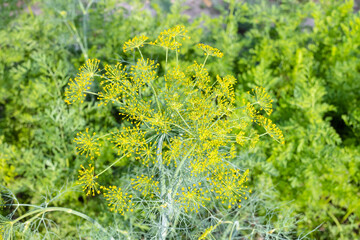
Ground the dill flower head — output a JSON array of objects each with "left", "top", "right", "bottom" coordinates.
[
  {"left": 102, "top": 63, "right": 128, "bottom": 84},
  {"left": 176, "top": 185, "right": 210, "bottom": 213},
  {"left": 64, "top": 59, "right": 100, "bottom": 104},
  {"left": 66, "top": 26, "right": 284, "bottom": 231},
  {"left": 79, "top": 59, "right": 100, "bottom": 78},
  {"left": 77, "top": 164, "right": 100, "bottom": 196},
  {"left": 255, "top": 115, "right": 285, "bottom": 144},
  {"left": 123, "top": 35, "right": 149, "bottom": 53},
  {"left": 131, "top": 174, "right": 159, "bottom": 197},
  {"left": 74, "top": 128, "right": 101, "bottom": 159},
  {"left": 210, "top": 167, "right": 250, "bottom": 209},
  {"left": 101, "top": 186, "right": 133, "bottom": 215},
  {"left": 64, "top": 76, "right": 91, "bottom": 104},
  {"left": 199, "top": 226, "right": 215, "bottom": 240},
  {"left": 110, "top": 126, "right": 146, "bottom": 157},
  {"left": 236, "top": 131, "right": 246, "bottom": 146},
  {"left": 249, "top": 86, "right": 273, "bottom": 116},
  {"left": 150, "top": 25, "right": 189, "bottom": 50},
  {"left": 197, "top": 43, "right": 223, "bottom": 58}
]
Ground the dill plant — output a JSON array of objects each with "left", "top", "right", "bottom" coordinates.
[{"left": 65, "top": 25, "right": 284, "bottom": 238}]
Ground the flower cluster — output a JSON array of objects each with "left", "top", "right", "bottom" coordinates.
[
  {"left": 210, "top": 167, "right": 250, "bottom": 209},
  {"left": 249, "top": 86, "right": 273, "bottom": 116},
  {"left": 74, "top": 128, "right": 101, "bottom": 159},
  {"left": 256, "top": 115, "right": 285, "bottom": 144},
  {"left": 197, "top": 43, "right": 223, "bottom": 58},
  {"left": 110, "top": 126, "right": 146, "bottom": 159},
  {"left": 66, "top": 26, "right": 284, "bottom": 233},
  {"left": 65, "top": 59, "right": 100, "bottom": 104},
  {"left": 131, "top": 175, "right": 159, "bottom": 197},
  {"left": 150, "top": 25, "right": 189, "bottom": 51},
  {"left": 101, "top": 186, "right": 133, "bottom": 215},
  {"left": 175, "top": 185, "right": 210, "bottom": 213},
  {"left": 123, "top": 35, "right": 149, "bottom": 53},
  {"left": 77, "top": 164, "right": 100, "bottom": 196}
]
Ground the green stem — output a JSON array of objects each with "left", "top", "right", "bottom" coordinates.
[
  {"left": 136, "top": 46, "right": 144, "bottom": 60},
  {"left": 137, "top": 47, "right": 161, "bottom": 113},
  {"left": 83, "top": 90, "right": 99, "bottom": 96},
  {"left": 201, "top": 54, "right": 209, "bottom": 72},
  {"left": 229, "top": 221, "right": 239, "bottom": 240},
  {"left": 175, "top": 109, "right": 191, "bottom": 130},
  {"left": 66, "top": 21, "right": 88, "bottom": 60},
  {"left": 157, "top": 134, "right": 168, "bottom": 240},
  {"left": 10, "top": 207, "right": 115, "bottom": 238},
  {"left": 172, "top": 144, "right": 197, "bottom": 199},
  {"left": 168, "top": 122, "right": 193, "bottom": 136},
  {"left": 96, "top": 153, "right": 129, "bottom": 177},
  {"left": 150, "top": 83, "right": 162, "bottom": 113},
  {"left": 165, "top": 48, "right": 169, "bottom": 73}
]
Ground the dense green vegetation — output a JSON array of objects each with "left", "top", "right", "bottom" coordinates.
[{"left": 1, "top": 0, "right": 359, "bottom": 239}]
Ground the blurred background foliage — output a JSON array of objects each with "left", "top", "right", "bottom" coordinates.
[{"left": 0, "top": 0, "right": 359, "bottom": 239}]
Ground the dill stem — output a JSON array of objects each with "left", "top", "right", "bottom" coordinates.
[
  {"left": 137, "top": 46, "right": 162, "bottom": 113},
  {"left": 172, "top": 144, "right": 197, "bottom": 199},
  {"left": 10, "top": 207, "right": 114, "bottom": 238},
  {"left": 149, "top": 82, "right": 162, "bottom": 113},
  {"left": 95, "top": 153, "right": 128, "bottom": 177},
  {"left": 157, "top": 134, "right": 169, "bottom": 240},
  {"left": 201, "top": 54, "right": 209, "bottom": 71},
  {"left": 83, "top": 90, "right": 99, "bottom": 96},
  {"left": 175, "top": 109, "right": 191, "bottom": 130},
  {"left": 136, "top": 46, "right": 144, "bottom": 60},
  {"left": 165, "top": 48, "right": 169, "bottom": 74},
  {"left": 65, "top": 20, "right": 88, "bottom": 60},
  {"left": 168, "top": 122, "right": 193, "bottom": 136}
]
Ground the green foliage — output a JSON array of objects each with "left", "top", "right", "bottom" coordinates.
[
  {"left": 235, "top": 0, "right": 360, "bottom": 239},
  {"left": 1, "top": 0, "right": 360, "bottom": 239}
]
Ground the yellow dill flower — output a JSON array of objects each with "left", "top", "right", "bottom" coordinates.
[
  {"left": 111, "top": 126, "right": 146, "bottom": 156},
  {"left": 65, "top": 26, "right": 287, "bottom": 223},
  {"left": 64, "top": 59, "right": 99, "bottom": 104},
  {"left": 244, "top": 102, "right": 259, "bottom": 120},
  {"left": 190, "top": 148, "right": 222, "bottom": 175},
  {"left": 197, "top": 43, "right": 223, "bottom": 58},
  {"left": 187, "top": 61, "right": 211, "bottom": 94},
  {"left": 147, "top": 112, "right": 171, "bottom": 135},
  {"left": 250, "top": 86, "right": 273, "bottom": 116},
  {"left": 198, "top": 224, "right": 219, "bottom": 240},
  {"left": 77, "top": 164, "right": 100, "bottom": 196},
  {"left": 74, "top": 128, "right": 101, "bottom": 159},
  {"left": 210, "top": 167, "right": 250, "bottom": 209},
  {"left": 215, "top": 75, "right": 236, "bottom": 103},
  {"left": 101, "top": 185, "right": 133, "bottom": 215},
  {"left": 123, "top": 35, "right": 149, "bottom": 53},
  {"left": 175, "top": 186, "right": 210, "bottom": 213},
  {"left": 130, "top": 58, "right": 159, "bottom": 86},
  {"left": 64, "top": 75, "right": 91, "bottom": 104},
  {"left": 79, "top": 59, "right": 100, "bottom": 78},
  {"left": 163, "top": 137, "right": 182, "bottom": 167},
  {"left": 236, "top": 131, "right": 246, "bottom": 146},
  {"left": 250, "top": 133, "right": 259, "bottom": 148},
  {"left": 229, "top": 144, "right": 236, "bottom": 159},
  {"left": 102, "top": 63, "right": 128, "bottom": 84},
  {"left": 151, "top": 25, "right": 189, "bottom": 51},
  {"left": 98, "top": 83, "right": 122, "bottom": 106},
  {"left": 138, "top": 143, "right": 156, "bottom": 166},
  {"left": 131, "top": 174, "right": 159, "bottom": 197},
  {"left": 255, "top": 115, "right": 285, "bottom": 144}
]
